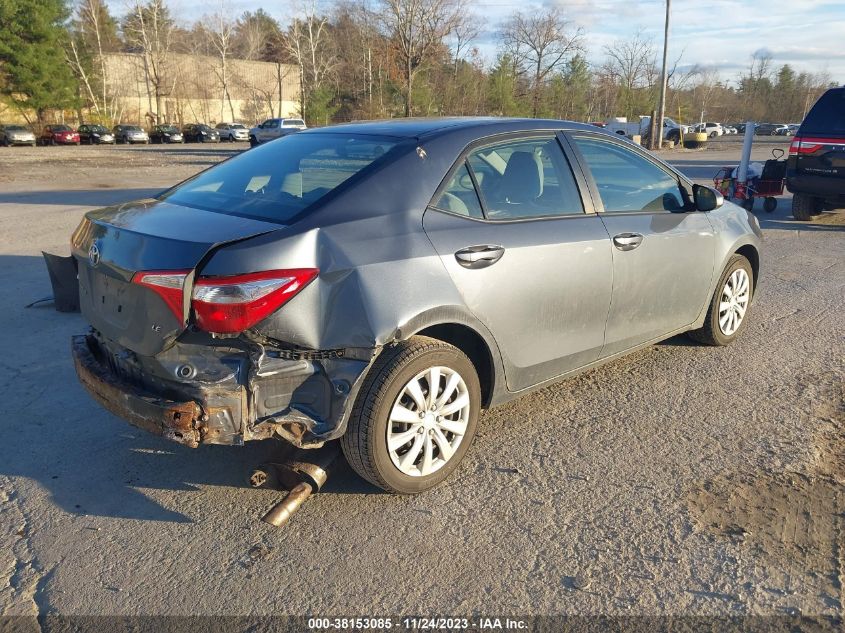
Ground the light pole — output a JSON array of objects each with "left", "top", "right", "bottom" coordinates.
[{"left": 656, "top": 0, "right": 671, "bottom": 149}]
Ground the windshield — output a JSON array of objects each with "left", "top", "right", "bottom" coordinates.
[
  {"left": 198, "top": 125, "right": 212, "bottom": 131},
  {"left": 127, "top": 126, "right": 141, "bottom": 132},
  {"left": 53, "top": 125, "right": 72, "bottom": 132},
  {"left": 6, "top": 125, "right": 26, "bottom": 131},
  {"left": 160, "top": 126, "right": 178, "bottom": 132},
  {"left": 161, "top": 133, "right": 399, "bottom": 223},
  {"left": 231, "top": 124, "right": 246, "bottom": 129},
  {"left": 91, "top": 126, "right": 107, "bottom": 133}
]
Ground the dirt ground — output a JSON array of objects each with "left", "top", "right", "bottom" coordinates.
[{"left": 0, "top": 138, "right": 842, "bottom": 626}]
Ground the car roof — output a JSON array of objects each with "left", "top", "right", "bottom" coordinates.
[{"left": 301, "top": 117, "right": 598, "bottom": 140}]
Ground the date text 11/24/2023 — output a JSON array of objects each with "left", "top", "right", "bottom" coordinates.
[{"left": 307, "top": 617, "right": 529, "bottom": 630}]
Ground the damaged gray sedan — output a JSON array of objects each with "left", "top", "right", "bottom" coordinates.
[{"left": 71, "top": 118, "right": 762, "bottom": 493}]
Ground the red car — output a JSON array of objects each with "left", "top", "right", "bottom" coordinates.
[{"left": 39, "top": 125, "right": 80, "bottom": 146}]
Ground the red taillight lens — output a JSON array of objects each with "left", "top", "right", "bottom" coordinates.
[
  {"left": 789, "top": 136, "right": 826, "bottom": 155},
  {"left": 191, "top": 268, "right": 318, "bottom": 334},
  {"left": 131, "top": 270, "right": 190, "bottom": 319}
]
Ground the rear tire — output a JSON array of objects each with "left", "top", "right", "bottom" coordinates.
[
  {"left": 688, "top": 254, "right": 754, "bottom": 347},
  {"left": 764, "top": 197, "right": 777, "bottom": 213},
  {"left": 341, "top": 336, "right": 481, "bottom": 494},
  {"left": 792, "top": 193, "right": 820, "bottom": 220}
]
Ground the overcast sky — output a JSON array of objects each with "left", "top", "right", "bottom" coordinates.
[{"left": 106, "top": 0, "right": 845, "bottom": 84}]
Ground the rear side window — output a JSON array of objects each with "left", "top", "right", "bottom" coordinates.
[
  {"left": 801, "top": 88, "right": 845, "bottom": 135},
  {"left": 572, "top": 136, "right": 685, "bottom": 213},
  {"left": 433, "top": 163, "right": 484, "bottom": 218},
  {"left": 161, "top": 133, "right": 398, "bottom": 223},
  {"left": 466, "top": 137, "right": 584, "bottom": 220}
]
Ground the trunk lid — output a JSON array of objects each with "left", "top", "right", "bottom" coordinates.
[{"left": 72, "top": 198, "right": 280, "bottom": 356}]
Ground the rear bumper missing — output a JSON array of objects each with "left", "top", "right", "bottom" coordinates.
[
  {"left": 73, "top": 334, "right": 206, "bottom": 447},
  {"left": 72, "top": 333, "right": 375, "bottom": 449}
]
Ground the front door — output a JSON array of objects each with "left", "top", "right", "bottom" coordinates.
[
  {"left": 567, "top": 133, "right": 716, "bottom": 357},
  {"left": 423, "top": 134, "right": 613, "bottom": 392}
]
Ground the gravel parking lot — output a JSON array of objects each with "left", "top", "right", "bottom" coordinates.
[{"left": 0, "top": 139, "right": 842, "bottom": 624}]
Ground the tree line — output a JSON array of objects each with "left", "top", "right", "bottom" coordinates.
[{"left": 0, "top": 0, "right": 836, "bottom": 128}]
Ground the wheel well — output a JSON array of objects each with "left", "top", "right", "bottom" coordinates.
[
  {"left": 735, "top": 245, "right": 759, "bottom": 291},
  {"left": 416, "top": 323, "right": 495, "bottom": 408}
]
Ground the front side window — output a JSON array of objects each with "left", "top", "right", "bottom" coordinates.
[
  {"left": 465, "top": 137, "right": 583, "bottom": 220},
  {"left": 433, "top": 163, "right": 484, "bottom": 219},
  {"left": 161, "top": 133, "right": 399, "bottom": 223},
  {"left": 572, "top": 136, "right": 686, "bottom": 213}
]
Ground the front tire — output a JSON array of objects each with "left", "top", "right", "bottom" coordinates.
[
  {"left": 688, "top": 254, "right": 754, "bottom": 346},
  {"left": 341, "top": 336, "right": 481, "bottom": 494}
]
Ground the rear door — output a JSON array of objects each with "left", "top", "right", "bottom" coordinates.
[
  {"left": 423, "top": 133, "right": 613, "bottom": 392},
  {"left": 566, "top": 132, "right": 716, "bottom": 357}
]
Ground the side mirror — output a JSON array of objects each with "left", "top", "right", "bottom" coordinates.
[{"left": 693, "top": 184, "right": 723, "bottom": 212}]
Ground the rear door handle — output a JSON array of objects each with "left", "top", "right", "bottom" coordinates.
[
  {"left": 455, "top": 245, "right": 505, "bottom": 269},
  {"left": 612, "top": 233, "right": 644, "bottom": 251}
]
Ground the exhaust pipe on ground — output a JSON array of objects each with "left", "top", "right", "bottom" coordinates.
[{"left": 251, "top": 443, "right": 340, "bottom": 528}]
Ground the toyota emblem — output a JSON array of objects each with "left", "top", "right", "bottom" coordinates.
[{"left": 88, "top": 243, "right": 100, "bottom": 267}]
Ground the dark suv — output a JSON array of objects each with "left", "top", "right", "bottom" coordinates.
[{"left": 786, "top": 87, "right": 845, "bottom": 220}]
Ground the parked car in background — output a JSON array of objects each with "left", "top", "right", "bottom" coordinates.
[
  {"left": 39, "top": 125, "right": 80, "bottom": 146},
  {"left": 215, "top": 122, "right": 249, "bottom": 142},
  {"left": 692, "top": 122, "right": 723, "bottom": 138},
  {"left": 70, "top": 118, "right": 761, "bottom": 494},
  {"left": 787, "top": 124, "right": 800, "bottom": 135},
  {"left": 182, "top": 124, "right": 220, "bottom": 143},
  {"left": 604, "top": 116, "right": 689, "bottom": 142},
  {"left": 754, "top": 123, "right": 782, "bottom": 136},
  {"left": 723, "top": 125, "right": 738, "bottom": 135},
  {"left": 0, "top": 124, "right": 36, "bottom": 146},
  {"left": 787, "top": 86, "right": 845, "bottom": 219},
  {"left": 78, "top": 124, "right": 115, "bottom": 145},
  {"left": 774, "top": 125, "right": 794, "bottom": 136},
  {"left": 113, "top": 125, "right": 149, "bottom": 144},
  {"left": 149, "top": 125, "right": 184, "bottom": 144},
  {"left": 249, "top": 118, "right": 307, "bottom": 146}
]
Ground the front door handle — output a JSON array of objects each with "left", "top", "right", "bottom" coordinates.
[
  {"left": 455, "top": 245, "right": 505, "bottom": 269},
  {"left": 612, "top": 233, "right": 644, "bottom": 251}
]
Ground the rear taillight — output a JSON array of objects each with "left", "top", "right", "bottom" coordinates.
[
  {"left": 131, "top": 270, "right": 189, "bottom": 319},
  {"left": 790, "top": 136, "right": 830, "bottom": 155},
  {"left": 191, "top": 269, "right": 318, "bottom": 334}
]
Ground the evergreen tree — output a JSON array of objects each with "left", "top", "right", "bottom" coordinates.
[{"left": 0, "top": 0, "right": 78, "bottom": 122}]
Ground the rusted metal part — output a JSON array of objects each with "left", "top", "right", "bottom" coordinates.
[
  {"left": 72, "top": 335, "right": 204, "bottom": 448},
  {"left": 262, "top": 482, "right": 313, "bottom": 527},
  {"left": 73, "top": 328, "right": 376, "bottom": 450},
  {"left": 257, "top": 443, "right": 339, "bottom": 528}
]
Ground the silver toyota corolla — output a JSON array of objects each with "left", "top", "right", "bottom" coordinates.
[{"left": 71, "top": 118, "right": 762, "bottom": 493}]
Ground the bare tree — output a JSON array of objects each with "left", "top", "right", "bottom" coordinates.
[
  {"left": 205, "top": 3, "right": 237, "bottom": 122},
  {"left": 603, "top": 30, "right": 656, "bottom": 120},
  {"left": 286, "top": 1, "right": 335, "bottom": 121},
  {"left": 378, "top": 0, "right": 465, "bottom": 117},
  {"left": 500, "top": 7, "right": 583, "bottom": 117},
  {"left": 123, "top": 0, "right": 175, "bottom": 122},
  {"left": 449, "top": 13, "right": 481, "bottom": 77}
]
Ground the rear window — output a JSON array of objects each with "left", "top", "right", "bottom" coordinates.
[
  {"left": 801, "top": 88, "right": 845, "bottom": 135},
  {"left": 284, "top": 119, "right": 305, "bottom": 126},
  {"left": 161, "top": 133, "right": 399, "bottom": 223}
]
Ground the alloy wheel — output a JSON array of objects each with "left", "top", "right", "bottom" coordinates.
[
  {"left": 718, "top": 268, "right": 750, "bottom": 336},
  {"left": 386, "top": 366, "right": 471, "bottom": 477}
]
